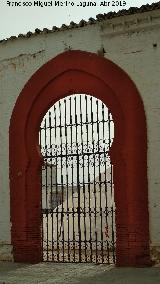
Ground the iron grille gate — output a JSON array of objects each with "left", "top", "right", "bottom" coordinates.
[{"left": 39, "top": 94, "right": 115, "bottom": 264}]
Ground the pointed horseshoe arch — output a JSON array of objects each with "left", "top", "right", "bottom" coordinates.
[{"left": 9, "top": 50, "right": 151, "bottom": 266}]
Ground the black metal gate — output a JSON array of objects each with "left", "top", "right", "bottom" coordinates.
[{"left": 39, "top": 94, "right": 115, "bottom": 264}]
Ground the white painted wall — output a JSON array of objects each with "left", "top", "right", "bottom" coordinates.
[{"left": 0, "top": 8, "right": 160, "bottom": 260}]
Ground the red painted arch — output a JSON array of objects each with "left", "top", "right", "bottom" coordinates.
[{"left": 9, "top": 50, "right": 151, "bottom": 266}]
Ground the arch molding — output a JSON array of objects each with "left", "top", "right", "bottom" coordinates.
[{"left": 9, "top": 50, "right": 151, "bottom": 266}]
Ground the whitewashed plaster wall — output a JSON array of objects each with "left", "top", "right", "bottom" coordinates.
[{"left": 0, "top": 8, "right": 160, "bottom": 261}]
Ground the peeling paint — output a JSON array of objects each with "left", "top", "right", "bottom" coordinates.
[
  {"left": 0, "top": 244, "right": 13, "bottom": 262},
  {"left": 151, "top": 246, "right": 160, "bottom": 264},
  {"left": 0, "top": 50, "right": 45, "bottom": 73},
  {"left": 0, "top": 49, "right": 45, "bottom": 65},
  {"left": 123, "top": 49, "right": 143, "bottom": 54}
]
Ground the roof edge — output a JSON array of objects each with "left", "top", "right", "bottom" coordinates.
[{"left": 0, "top": 1, "right": 160, "bottom": 44}]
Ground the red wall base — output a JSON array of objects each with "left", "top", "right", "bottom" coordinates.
[{"left": 13, "top": 242, "right": 42, "bottom": 263}]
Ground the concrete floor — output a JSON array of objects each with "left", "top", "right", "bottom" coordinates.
[{"left": 0, "top": 262, "right": 160, "bottom": 284}]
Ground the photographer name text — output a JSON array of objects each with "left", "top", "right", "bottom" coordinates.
[{"left": 6, "top": 0, "right": 127, "bottom": 7}]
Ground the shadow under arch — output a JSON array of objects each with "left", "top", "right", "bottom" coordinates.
[{"left": 9, "top": 50, "right": 151, "bottom": 266}]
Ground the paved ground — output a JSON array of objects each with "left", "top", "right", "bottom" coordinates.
[{"left": 0, "top": 262, "right": 160, "bottom": 284}]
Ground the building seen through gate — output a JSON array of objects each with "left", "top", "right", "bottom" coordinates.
[{"left": 39, "top": 94, "right": 115, "bottom": 263}]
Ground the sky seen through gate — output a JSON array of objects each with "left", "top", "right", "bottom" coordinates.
[{"left": 0, "top": 0, "right": 159, "bottom": 40}]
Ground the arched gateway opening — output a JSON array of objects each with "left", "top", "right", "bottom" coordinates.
[
  {"left": 10, "top": 50, "right": 151, "bottom": 266},
  {"left": 40, "top": 94, "right": 115, "bottom": 264}
]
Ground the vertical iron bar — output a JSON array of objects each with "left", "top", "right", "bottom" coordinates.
[
  {"left": 64, "top": 98, "right": 70, "bottom": 262},
  {"left": 80, "top": 95, "right": 87, "bottom": 262},
  {"left": 96, "top": 98, "right": 102, "bottom": 263},
  {"left": 74, "top": 95, "right": 81, "bottom": 262},
  {"left": 39, "top": 126, "right": 44, "bottom": 261},
  {"left": 70, "top": 96, "right": 76, "bottom": 263},
  {"left": 49, "top": 111, "right": 54, "bottom": 261},
  {"left": 59, "top": 100, "right": 65, "bottom": 262},
  {"left": 85, "top": 95, "right": 92, "bottom": 262},
  {"left": 102, "top": 103, "right": 110, "bottom": 263},
  {"left": 93, "top": 98, "right": 98, "bottom": 263},
  {"left": 54, "top": 104, "right": 59, "bottom": 262},
  {"left": 100, "top": 102, "right": 104, "bottom": 263},
  {"left": 91, "top": 97, "right": 96, "bottom": 262},
  {"left": 108, "top": 110, "right": 115, "bottom": 263},
  {"left": 44, "top": 118, "right": 49, "bottom": 261}
]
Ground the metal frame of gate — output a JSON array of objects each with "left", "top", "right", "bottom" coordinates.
[{"left": 39, "top": 94, "right": 115, "bottom": 264}]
